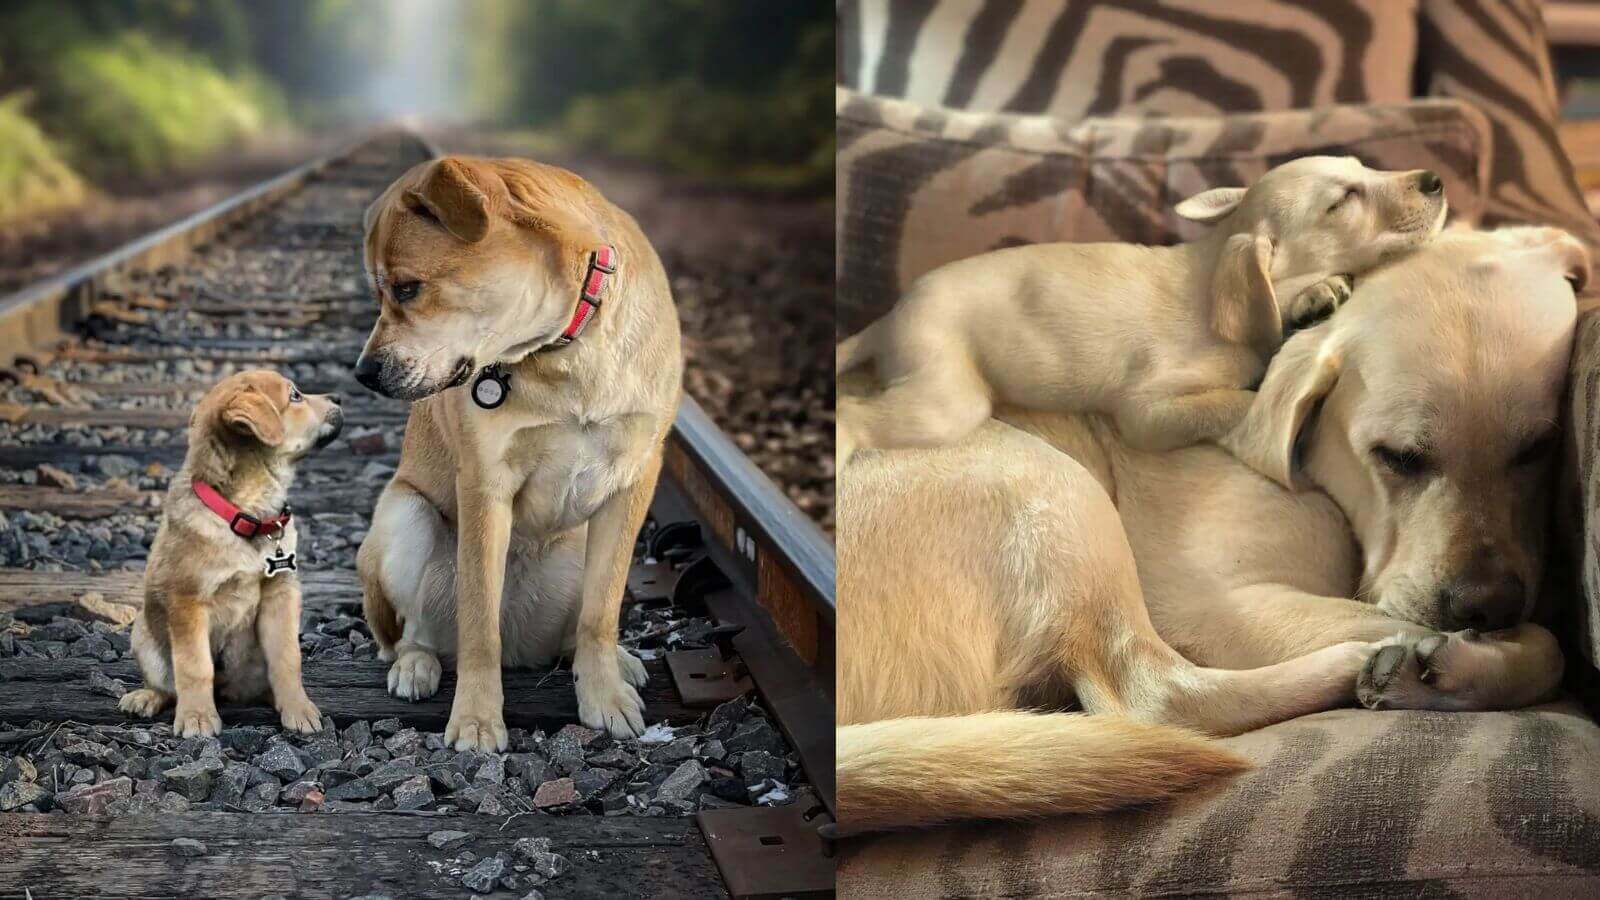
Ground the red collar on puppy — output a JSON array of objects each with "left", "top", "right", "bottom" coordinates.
[
  {"left": 552, "top": 245, "right": 616, "bottom": 347},
  {"left": 192, "top": 480, "right": 292, "bottom": 538}
]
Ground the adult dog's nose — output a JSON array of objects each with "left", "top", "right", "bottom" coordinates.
[
  {"left": 326, "top": 393, "right": 343, "bottom": 406},
  {"left": 353, "top": 354, "right": 383, "bottom": 392},
  {"left": 1441, "top": 570, "right": 1525, "bottom": 632},
  {"left": 1417, "top": 170, "right": 1443, "bottom": 195}
]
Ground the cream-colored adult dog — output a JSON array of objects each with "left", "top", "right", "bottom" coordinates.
[
  {"left": 837, "top": 226, "right": 1588, "bottom": 833},
  {"left": 353, "top": 156, "right": 681, "bottom": 750},
  {"left": 836, "top": 156, "right": 1448, "bottom": 467}
]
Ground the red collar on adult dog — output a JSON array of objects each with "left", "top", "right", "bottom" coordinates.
[
  {"left": 553, "top": 244, "right": 616, "bottom": 347},
  {"left": 192, "top": 480, "right": 292, "bottom": 538}
]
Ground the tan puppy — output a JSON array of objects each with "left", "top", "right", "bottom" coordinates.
[
  {"left": 120, "top": 370, "right": 342, "bottom": 738},
  {"left": 836, "top": 227, "right": 1586, "bottom": 832},
  {"left": 836, "top": 156, "right": 1448, "bottom": 467},
  {"left": 354, "top": 156, "right": 681, "bottom": 750}
]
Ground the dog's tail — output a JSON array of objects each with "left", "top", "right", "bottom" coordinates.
[
  {"left": 359, "top": 561, "right": 403, "bottom": 653},
  {"left": 836, "top": 711, "right": 1248, "bottom": 833},
  {"left": 836, "top": 319, "right": 883, "bottom": 375}
]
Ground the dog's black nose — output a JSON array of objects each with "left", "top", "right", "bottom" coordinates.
[
  {"left": 1442, "top": 570, "right": 1525, "bottom": 632},
  {"left": 1417, "top": 170, "right": 1443, "bottom": 195},
  {"left": 326, "top": 393, "right": 343, "bottom": 406},
  {"left": 353, "top": 355, "right": 382, "bottom": 392}
]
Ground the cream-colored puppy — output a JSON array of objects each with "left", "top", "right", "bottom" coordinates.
[
  {"left": 837, "top": 226, "right": 1586, "bottom": 833},
  {"left": 354, "top": 156, "right": 681, "bottom": 750},
  {"left": 836, "top": 156, "right": 1448, "bottom": 467}
]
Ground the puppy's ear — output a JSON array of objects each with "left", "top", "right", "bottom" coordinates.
[
  {"left": 1491, "top": 226, "right": 1592, "bottom": 291},
  {"left": 1212, "top": 231, "right": 1282, "bottom": 356},
  {"left": 405, "top": 158, "right": 491, "bottom": 243},
  {"left": 1221, "top": 325, "right": 1342, "bottom": 490},
  {"left": 221, "top": 388, "right": 284, "bottom": 447},
  {"left": 1175, "top": 187, "right": 1247, "bottom": 225}
]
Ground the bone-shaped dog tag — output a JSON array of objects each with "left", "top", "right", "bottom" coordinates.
[{"left": 264, "top": 546, "right": 298, "bottom": 577}]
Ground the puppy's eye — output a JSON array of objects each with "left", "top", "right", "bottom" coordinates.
[
  {"left": 1327, "top": 187, "right": 1360, "bottom": 214},
  {"left": 392, "top": 281, "right": 422, "bottom": 303},
  {"left": 1512, "top": 433, "right": 1557, "bottom": 467},
  {"left": 1372, "top": 444, "right": 1431, "bottom": 477},
  {"left": 289, "top": 387, "right": 303, "bottom": 403}
]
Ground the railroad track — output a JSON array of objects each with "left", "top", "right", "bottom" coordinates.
[{"left": 0, "top": 132, "right": 835, "bottom": 899}]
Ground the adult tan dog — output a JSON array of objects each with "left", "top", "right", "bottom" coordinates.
[
  {"left": 354, "top": 156, "right": 681, "bottom": 750},
  {"left": 836, "top": 156, "right": 1448, "bottom": 467},
  {"left": 122, "top": 370, "right": 342, "bottom": 737},
  {"left": 837, "top": 227, "right": 1587, "bottom": 833}
]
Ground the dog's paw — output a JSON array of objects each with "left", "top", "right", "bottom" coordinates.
[
  {"left": 172, "top": 703, "right": 222, "bottom": 738},
  {"left": 1359, "top": 625, "right": 1563, "bottom": 712},
  {"left": 617, "top": 647, "right": 649, "bottom": 688},
  {"left": 118, "top": 688, "right": 171, "bottom": 719},
  {"left": 277, "top": 694, "right": 323, "bottom": 735},
  {"left": 387, "top": 649, "right": 442, "bottom": 701},
  {"left": 444, "top": 702, "right": 508, "bottom": 753},
  {"left": 576, "top": 670, "right": 647, "bottom": 739},
  {"left": 1288, "top": 274, "right": 1353, "bottom": 329}
]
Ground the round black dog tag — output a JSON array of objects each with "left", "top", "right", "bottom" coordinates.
[{"left": 471, "top": 365, "right": 510, "bottom": 410}]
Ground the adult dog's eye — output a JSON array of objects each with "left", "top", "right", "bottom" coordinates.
[
  {"left": 1327, "top": 187, "right": 1360, "bottom": 214},
  {"left": 1372, "top": 444, "right": 1430, "bottom": 476},
  {"left": 289, "top": 387, "right": 303, "bottom": 403},
  {"left": 1512, "top": 433, "right": 1557, "bottom": 467},
  {"left": 392, "top": 281, "right": 422, "bottom": 303}
]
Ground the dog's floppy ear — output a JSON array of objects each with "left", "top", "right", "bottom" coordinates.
[
  {"left": 1490, "top": 226, "right": 1592, "bottom": 291},
  {"left": 1221, "top": 325, "right": 1342, "bottom": 490},
  {"left": 1212, "top": 231, "right": 1282, "bottom": 357},
  {"left": 405, "top": 157, "right": 491, "bottom": 243},
  {"left": 1176, "top": 187, "right": 1247, "bottom": 225},
  {"left": 221, "top": 387, "right": 284, "bottom": 447}
]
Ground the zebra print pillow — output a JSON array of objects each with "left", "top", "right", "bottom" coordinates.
[
  {"left": 840, "top": 0, "right": 1421, "bottom": 120},
  {"left": 837, "top": 87, "right": 1491, "bottom": 335},
  {"left": 839, "top": 703, "right": 1600, "bottom": 896}
]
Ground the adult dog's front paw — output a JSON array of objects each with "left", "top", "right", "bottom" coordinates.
[
  {"left": 618, "top": 646, "right": 649, "bottom": 688},
  {"left": 1288, "top": 274, "right": 1353, "bottom": 329},
  {"left": 387, "top": 648, "right": 442, "bottom": 700},
  {"left": 1357, "top": 625, "right": 1563, "bottom": 712},
  {"left": 277, "top": 694, "right": 323, "bottom": 734},
  {"left": 173, "top": 702, "right": 222, "bottom": 738},
  {"left": 444, "top": 699, "right": 508, "bottom": 752},
  {"left": 576, "top": 667, "right": 647, "bottom": 738}
]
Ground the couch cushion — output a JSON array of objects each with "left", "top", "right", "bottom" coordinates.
[
  {"left": 837, "top": 89, "right": 1491, "bottom": 334},
  {"left": 839, "top": 0, "right": 1419, "bottom": 120},
  {"left": 839, "top": 703, "right": 1600, "bottom": 897}
]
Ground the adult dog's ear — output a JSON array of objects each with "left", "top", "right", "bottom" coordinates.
[
  {"left": 1212, "top": 231, "right": 1282, "bottom": 357},
  {"left": 405, "top": 157, "right": 491, "bottom": 243},
  {"left": 221, "top": 388, "right": 284, "bottom": 447},
  {"left": 1490, "top": 226, "right": 1592, "bottom": 291},
  {"left": 1175, "top": 187, "right": 1247, "bottom": 225},
  {"left": 1221, "top": 325, "right": 1341, "bottom": 489}
]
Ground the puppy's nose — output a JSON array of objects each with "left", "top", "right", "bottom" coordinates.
[
  {"left": 1441, "top": 570, "right": 1525, "bottom": 632},
  {"left": 353, "top": 355, "right": 382, "bottom": 392},
  {"left": 1417, "top": 170, "right": 1443, "bottom": 196}
]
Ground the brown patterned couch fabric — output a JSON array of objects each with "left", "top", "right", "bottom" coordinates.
[
  {"left": 839, "top": 0, "right": 1420, "bottom": 119},
  {"left": 838, "top": 88, "right": 1491, "bottom": 335},
  {"left": 839, "top": 705, "right": 1600, "bottom": 897}
]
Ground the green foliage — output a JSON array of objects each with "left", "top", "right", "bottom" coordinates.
[
  {"left": 0, "top": 93, "right": 86, "bottom": 222},
  {"left": 42, "top": 32, "right": 285, "bottom": 179}
]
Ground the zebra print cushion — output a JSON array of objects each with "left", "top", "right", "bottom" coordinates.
[
  {"left": 837, "top": 88, "right": 1491, "bottom": 335},
  {"left": 838, "top": 704, "right": 1600, "bottom": 896},
  {"left": 840, "top": 0, "right": 1420, "bottom": 119}
]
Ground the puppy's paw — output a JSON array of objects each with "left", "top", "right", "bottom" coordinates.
[
  {"left": 277, "top": 694, "right": 323, "bottom": 734},
  {"left": 617, "top": 646, "right": 649, "bottom": 688},
  {"left": 118, "top": 688, "right": 172, "bottom": 719},
  {"left": 1288, "top": 274, "right": 1354, "bottom": 330},
  {"left": 1359, "top": 624, "right": 1564, "bottom": 712},
  {"left": 576, "top": 670, "right": 647, "bottom": 739},
  {"left": 387, "top": 649, "right": 442, "bottom": 701},
  {"left": 444, "top": 701, "right": 508, "bottom": 752},
  {"left": 173, "top": 703, "right": 222, "bottom": 738}
]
